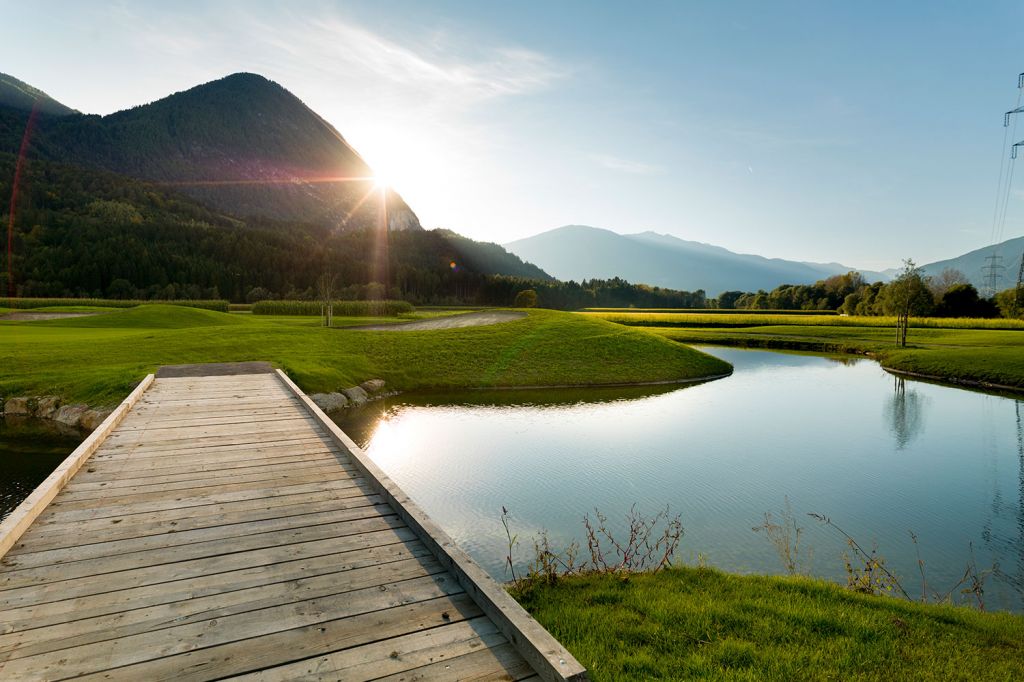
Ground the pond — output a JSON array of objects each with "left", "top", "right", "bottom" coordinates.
[
  {"left": 0, "top": 417, "right": 85, "bottom": 522},
  {"left": 333, "top": 347, "right": 1024, "bottom": 612}
]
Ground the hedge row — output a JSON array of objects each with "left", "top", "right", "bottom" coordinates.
[{"left": 251, "top": 300, "right": 415, "bottom": 316}]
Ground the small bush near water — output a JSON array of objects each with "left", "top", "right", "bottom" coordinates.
[
  {"left": 251, "top": 299, "right": 414, "bottom": 316},
  {"left": 0, "top": 298, "right": 229, "bottom": 312}
]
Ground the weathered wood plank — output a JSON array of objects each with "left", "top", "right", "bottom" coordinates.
[
  {"left": 0, "top": 515, "right": 405, "bottom": 590},
  {"left": 0, "top": 540, "right": 431, "bottom": 635},
  {"left": 33, "top": 478, "right": 376, "bottom": 524},
  {"left": 0, "top": 557, "right": 448, "bottom": 661},
  {"left": 373, "top": 641, "right": 537, "bottom": 681},
  {"left": 71, "top": 593, "right": 484, "bottom": 682},
  {"left": 0, "top": 527, "right": 420, "bottom": 610},
  {"left": 39, "top": 469, "right": 360, "bottom": 513},
  {"left": 64, "top": 452, "right": 352, "bottom": 487},
  {"left": 11, "top": 493, "right": 384, "bottom": 551},
  {"left": 5, "top": 503, "right": 395, "bottom": 568},
  {"left": 0, "top": 573, "right": 464, "bottom": 677},
  {"left": 230, "top": 617, "right": 506, "bottom": 681},
  {"left": 58, "top": 459, "right": 354, "bottom": 499},
  {"left": 31, "top": 480, "right": 375, "bottom": 528}
]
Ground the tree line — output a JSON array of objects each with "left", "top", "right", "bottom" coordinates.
[{"left": 718, "top": 268, "right": 1020, "bottom": 319}]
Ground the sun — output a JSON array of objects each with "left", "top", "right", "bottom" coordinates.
[{"left": 372, "top": 172, "right": 390, "bottom": 191}]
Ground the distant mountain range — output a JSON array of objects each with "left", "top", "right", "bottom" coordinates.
[{"left": 504, "top": 225, "right": 889, "bottom": 295}]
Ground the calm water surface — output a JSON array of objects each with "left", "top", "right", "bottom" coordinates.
[
  {"left": 0, "top": 417, "right": 84, "bottom": 521},
  {"left": 334, "top": 347, "right": 1024, "bottom": 612}
]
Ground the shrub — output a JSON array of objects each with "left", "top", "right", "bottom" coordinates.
[{"left": 514, "top": 289, "right": 538, "bottom": 308}]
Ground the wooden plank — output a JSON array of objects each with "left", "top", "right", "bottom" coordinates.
[
  {"left": 58, "top": 459, "right": 353, "bottom": 499},
  {"left": 0, "top": 540, "right": 431, "bottom": 634},
  {"left": 0, "top": 527, "right": 420, "bottom": 610},
  {"left": 277, "top": 369, "right": 589, "bottom": 682},
  {"left": 64, "top": 452, "right": 351, "bottom": 487},
  {"left": 0, "top": 515, "right": 406, "bottom": 590},
  {"left": 5, "top": 503, "right": 396, "bottom": 568},
  {"left": 104, "top": 419, "right": 321, "bottom": 443},
  {"left": 31, "top": 479, "right": 376, "bottom": 524},
  {"left": 0, "top": 557, "right": 448, "bottom": 661},
  {"left": 0, "top": 573, "right": 465, "bottom": 678},
  {"left": 231, "top": 617, "right": 506, "bottom": 681},
  {"left": 0, "top": 374, "right": 155, "bottom": 560},
  {"left": 115, "top": 413, "right": 310, "bottom": 431},
  {"left": 88, "top": 437, "right": 339, "bottom": 463},
  {"left": 373, "top": 642, "right": 537, "bottom": 681},
  {"left": 40, "top": 469, "right": 360, "bottom": 512},
  {"left": 70, "top": 593, "right": 484, "bottom": 682},
  {"left": 21, "top": 492, "right": 384, "bottom": 549},
  {"left": 99, "top": 425, "right": 328, "bottom": 450}
]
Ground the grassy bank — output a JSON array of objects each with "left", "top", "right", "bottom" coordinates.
[
  {"left": 581, "top": 311, "right": 1024, "bottom": 391},
  {"left": 0, "top": 305, "right": 731, "bottom": 405},
  {"left": 513, "top": 567, "right": 1024, "bottom": 681}
]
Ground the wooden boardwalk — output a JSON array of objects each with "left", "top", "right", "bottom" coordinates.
[{"left": 0, "top": 367, "right": 587, "bottom": 681}]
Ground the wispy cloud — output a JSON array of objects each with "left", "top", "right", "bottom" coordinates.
[{"left": 590, "top": 154, "right": 664, "bottom": 175}]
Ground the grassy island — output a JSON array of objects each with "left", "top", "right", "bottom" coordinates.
[{"left": 1, "top": 305, "right": 731, "bottom": 406}]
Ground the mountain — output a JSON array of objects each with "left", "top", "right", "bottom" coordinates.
[
  {"left": 0, "top": 152, "right": 547, "bottom": 300},
  {"left": 0, "top": 72, "right": 419, "bottom": 231},
  {"left": 504, "top": 225, "right": 887, "bottom": 295},
  {"left": 0, "top": 73, "right": 549, "bottom": 300},
  {"left": 917, "top": 235, "right": 1024, "bottom": 293},
  {"left": 0, "top": 72, "right": 76, "bottom": 116}
]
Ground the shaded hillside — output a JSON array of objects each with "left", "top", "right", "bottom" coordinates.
[
  {"left": 0, "top": 73, "right": 418, "bottom": 231},
  {"left": 0, "top": 72, "right": 76, "bottom": 116},
  {"left": 505, "top": 225, "right": 886, "bottom": 295},
  {"left": 435, "top": 229, "right": 551, "bottom": 280},
  {"left": 0, "top": 154, "right": 539, "bottom": 301}
]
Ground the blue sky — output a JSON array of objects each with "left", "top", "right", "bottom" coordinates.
[{"left": 2, "top": 0, "right": 1023, "bottom": 268}]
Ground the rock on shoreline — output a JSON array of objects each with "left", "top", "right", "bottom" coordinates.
[
  {"left": 2, "top": 395, "right": 111, "bottom": 432},
  {"left": 311, "top": 378, "right": 391, "bottom": 414}
]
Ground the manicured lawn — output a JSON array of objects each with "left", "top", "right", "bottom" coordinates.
[
  {"left": 513, "top": 567, "right": 1024, "bottom": 681},
  {"left": 0, "top": 305, "right": 731, "bottom": 406}
]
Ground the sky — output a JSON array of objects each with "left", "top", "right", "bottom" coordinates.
[{"left": 2, "top": 0, "right": 1024, "bottom": 269}]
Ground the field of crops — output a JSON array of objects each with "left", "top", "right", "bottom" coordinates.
[
  {"left": 250, "top": 299, "right": 415, "bottom": 316},
  {"left": 0, "top": 298, "right": 229, "bottom": 312},
  {"left": 584, "top": 311, "right": 1024, "bottom": 330},
  {"left": 582, "top": 308, "right": 837, "bottom": 315}
]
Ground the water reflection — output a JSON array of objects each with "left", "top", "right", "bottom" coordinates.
[
  {"left": 334, "top": 347, "right": 1024, "bottom": 611},
  {"left": 886, "top": 376, "right": 926, "bottom": 450}
]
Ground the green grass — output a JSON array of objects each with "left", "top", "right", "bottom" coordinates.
[
  {"left": 0, "top": 305, "right": 731, "bottom": 406},
  {"left": 513, "top": 567, "right": 1024, "bottom": 681}
]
